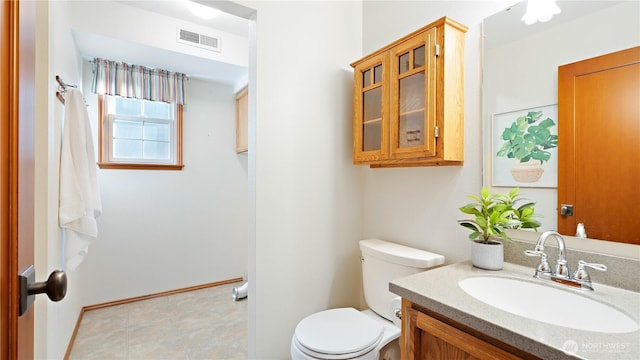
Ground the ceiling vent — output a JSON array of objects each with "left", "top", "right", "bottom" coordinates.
[{"left": 176, "top": 27, "right": 221, "bottom": 52}]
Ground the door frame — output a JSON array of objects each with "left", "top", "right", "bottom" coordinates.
[{"left": 1, "top": 0, "right": 36, "bottom": 359}]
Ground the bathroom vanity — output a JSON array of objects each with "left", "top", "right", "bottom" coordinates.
[
  {"left": 390, "top": 262, "right": 640, "bottom": 360},
  {"left": 401, "top": 299, "right": 528, "bottom": 359}
]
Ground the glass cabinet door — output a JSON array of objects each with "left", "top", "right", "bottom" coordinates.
[
  {"left": 353, "top": 53, "right": 389, "bottom": 163},
  {"left": 362, "top": 66, "right": 383, "bottom": 151},
  {"left": 390, "top": 28, "right": 437, "bottom": 159}
]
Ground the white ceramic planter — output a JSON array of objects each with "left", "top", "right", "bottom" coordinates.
[
  {"left": 471, "top": 240, "right": 504, "bottom": 270},
  {"left": 510, "top": 159, "right": 544, "bottom": 183}
]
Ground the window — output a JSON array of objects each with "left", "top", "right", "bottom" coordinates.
[{"left": 98, "top": 95, "right": 183, "bottom": 170}]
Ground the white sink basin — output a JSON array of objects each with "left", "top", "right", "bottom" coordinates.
[{"left": 459, "top": 276, "right": 639, "bottom": 333}]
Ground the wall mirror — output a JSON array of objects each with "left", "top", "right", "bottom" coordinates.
[{"left": 482, "top": 1, "right": 639, "bottom": 244}]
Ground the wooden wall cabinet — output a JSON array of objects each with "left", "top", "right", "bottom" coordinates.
[
  {"left": 351, "top": 17, "right": 467, "bottom": 168},
  {"left": 401, "top": 300, "right": 537, "bottom": 360},
  {"left": 236, "top": 87, "right": 248, "bottom": 153}
]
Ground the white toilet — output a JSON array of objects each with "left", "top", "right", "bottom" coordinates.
[{"left": 291, "top": 239, "right": 444, "bottom": 360}]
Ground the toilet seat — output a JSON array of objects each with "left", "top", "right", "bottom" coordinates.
[{"left": 293, "top": 308, "right": 384, "bottom": 359}]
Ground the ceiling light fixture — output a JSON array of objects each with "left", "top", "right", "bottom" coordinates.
[
  {"left": 185, "top": 0, "right": 221, "bottom": 20},
  {"left": 521, "top": 0, "right": 561, "bottom": 25}
]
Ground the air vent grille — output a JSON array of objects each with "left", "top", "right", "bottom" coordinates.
[
  {"left": 177, "top": 27, "right": 221, "bottom": 52},
  {"left": 179, "top": 29, "right": 200, "bottom": 44},
  {"left": 199, "top": 35, "right": 218, "bottom": 49}
]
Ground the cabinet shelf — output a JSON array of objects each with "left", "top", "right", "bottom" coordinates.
[
  {"left": 399, "top": 108, "right": 424, "bottom": 117},
  {"left": 363, "top": 118, "right": 382, "bottom": 125}
]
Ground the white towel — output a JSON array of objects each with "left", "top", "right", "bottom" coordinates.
[{"left": 59, "top": 88, "right": 101, "bottom": 270}]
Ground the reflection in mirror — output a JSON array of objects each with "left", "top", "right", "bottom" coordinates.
[{"left": 482, "top": 1, "right": 639, "bottom": 242}]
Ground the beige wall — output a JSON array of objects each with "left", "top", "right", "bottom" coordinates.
[
  {"left": 240, "top": 0, "right": 364, "bottom": 358},
  {"left": 360, "top": 1, "right": 640, "bottom": 266},
  {"left": 359, "top": 1, "right": 508, "bottom": 265}
]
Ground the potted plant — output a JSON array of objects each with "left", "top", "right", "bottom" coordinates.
[
  {"left": 496, "top": 111, "right": 558, "bottom": 182},
  {"left": 458, "top": 187, "right": 541, "bottom": 270}
]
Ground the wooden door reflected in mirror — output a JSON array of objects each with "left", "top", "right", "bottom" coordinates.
[{"left": 558, "top": 47, "right": 640, "bottom": 244}]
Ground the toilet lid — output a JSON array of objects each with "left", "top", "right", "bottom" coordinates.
[{"left": 294, "top": 308, "right": 383, "bottom": 358}]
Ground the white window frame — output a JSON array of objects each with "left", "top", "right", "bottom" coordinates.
[{"left": 98, "top": 95, "right": 184, "bottom": 170}]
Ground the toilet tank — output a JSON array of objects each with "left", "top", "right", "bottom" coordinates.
[{"left": 359, "top": 239, "right": 444, "bottom": 322}]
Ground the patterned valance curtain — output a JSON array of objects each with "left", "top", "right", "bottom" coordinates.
[{"left": 91, "top": 58, "right": 187, "bottom": 105}]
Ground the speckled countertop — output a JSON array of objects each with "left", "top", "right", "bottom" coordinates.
[{"left": 390, "top": 261, "right": 640, "bottom": 360}]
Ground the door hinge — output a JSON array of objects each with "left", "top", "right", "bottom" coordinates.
[
  {"left": 435, "top": 44, "right": 440, "bottom": 57},
  {"left": 434, "top": 125, "right": 439, "bottom": 138}
]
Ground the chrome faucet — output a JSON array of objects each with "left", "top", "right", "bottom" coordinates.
[
  {"left": 524, "top": 230, "right": 607, "bottom": 291},
  {"left": 526, "top": 230, "right": 570, "bottom": 278}
]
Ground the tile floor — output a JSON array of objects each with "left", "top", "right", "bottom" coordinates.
[{"left": 68, "top": 281, "right": 247, "bottom": 360}]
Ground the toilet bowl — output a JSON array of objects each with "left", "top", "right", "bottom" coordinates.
[
  {"left": 291, "top": 308, "right": 399, "bottom": 360},
  {"left": 291, "top": 239, "right": 444, "bottom": 360}
]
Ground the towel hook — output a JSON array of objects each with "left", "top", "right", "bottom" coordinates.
[{"left": 55, "top": 75, "right": 79, "bottom": 105}]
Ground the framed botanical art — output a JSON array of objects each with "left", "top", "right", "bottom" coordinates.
[{"left": 492, "top": 104, "right": 558, "bottom": 188}]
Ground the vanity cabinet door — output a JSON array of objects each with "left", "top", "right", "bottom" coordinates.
[{"left": 401, "top": 301, "right": 525, "bottom": 360}]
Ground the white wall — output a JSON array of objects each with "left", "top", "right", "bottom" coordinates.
[
  {"left": 68, "top": 1, "right": 248, "bottom": 69},
  {"left": 359, "top": 1, "right": 509, "bottom": 265},
  {"left": 78, "top": 66, "right": 248, "bottom": 306},
  {"left": 35, "top": 1, "right": 86, "bottom": 358},
  {"left": 239, "top": 1, "right": 364, "bottom": 358},
  {"left": 36, "top": 2, "right": 248, "bottom": 359}
]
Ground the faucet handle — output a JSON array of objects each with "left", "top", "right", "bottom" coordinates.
[
  {"left": 524, "top": 249, "right": 544, "bottom": 257},
  {"left": 572, "top": 260, "right": 607, "bottom": 290},
  {"left": 573, "top": 260, "right": 607, "bottom": 280},
  {"left": 524, "top": 250, "right": 551, "bottom": 276},
  {"left": 579, "top": 260, "right": 607, "bottom": 272}
]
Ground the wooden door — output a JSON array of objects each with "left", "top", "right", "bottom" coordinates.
[
  {"left": 558, "top": 47, "right": 640, "bottom": 244},
  {"left": 1, "top": 0, "right": 36, "bottom": 359}
]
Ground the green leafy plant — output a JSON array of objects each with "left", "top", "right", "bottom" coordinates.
[
  {"left": 496, "top": 111, "right": 558, "bottom": 164},
  {"left": 458, "top": 188, "right": 541, "bottom": 243}
]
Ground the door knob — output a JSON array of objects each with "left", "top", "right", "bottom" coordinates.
[
  {"left": 18, "top": 265, "right": 67, "bottom": 316},
  {"left": 560, "top": 204, "right": 574, "bottom": 216},
  {"left": 29, "top": 270, "right": 67, "bottom": 301}
]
